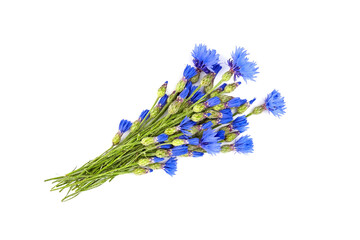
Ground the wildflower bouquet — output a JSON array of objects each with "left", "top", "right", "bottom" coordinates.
[{"left": 46, "top": 44, "right": 286, "bottom": 201}]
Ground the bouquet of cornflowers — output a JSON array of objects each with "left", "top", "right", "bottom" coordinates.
[{"left": 46, "top": 44, "right": 286, "bottom": 201}]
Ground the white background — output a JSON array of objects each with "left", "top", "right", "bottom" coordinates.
[{"left": 1, "top": 0, "right": 359, "bottom": 239}]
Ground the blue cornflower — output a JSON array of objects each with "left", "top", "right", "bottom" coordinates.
[
  {"left": 190, "top": 90, "right": 205, "bottom": 104},
  {"left": 155, "top": 133, "right": 168, "bottom": 143},
  {"left": 159, "top": 144, "right": 172, "bottom": 149},
  {"left": 215, "top": 130, "right": 226, "bottom": 140},
  {"left": 231, "top": 116, "right": 249, "bottom": 133},
  {"left": 225, "top": 98, "right": 247, "bottom": 108},
  {"left": 201, "top": 121, "right": 213, "bottom": 130},
  {"left": 227, "top": 47, "right": 259, "bottom": 82},
  {"left": 178, "top": 88, "right": 190, "bottom": 102},
  {"left": 234, "top": 135, "right": 254, "bottom": 154},
  {"left": 138, "top": 109, "right": 150, "bottom": 121},
  {"left": 179, "top": 116, "right": 196, "bottom": 135},
  {"left": 158, "top": 94, "right": 168, "bottom": 108},
  {"left": 178, "top": 135, "right": 189, "bottom": 140},
  {"left": 189, "top": 151, "right": 204, "bottom": 157},
  {"left": 169, "top": 145, "right": 188, "bottom": 157},
  {"left": 204, "top": 97, "right": 221, "bottom": 108},
  {"left": 151, "top": 157, "right": 164, "bottom": 163},
  {"left": 192, "top": 44, "right": 220, "bottom": 74},
  {"left": 185, "top": 138, "right": 200, "bottom": 145},
  {"left": 163, "top": 157, "right": 177, "bottom": 176},
  {"left": 200, "top": 129, "right": 221, "bottom": 155},
  {"left": 118, "top": 119, "right": 132, "bottom": 133},
  {"left": 218, "top": 83, "right": 227, "bottom": 91},
  {"left": 185, "top": 80, "right": 193, "bottom": 93},
  {"left": 249, "top": 98, "right": 256, "bottom": 104},
  {"left": 183, "top": 65, "right": 197, "bottom": 80},
  {"left": 265, "top": 90, "right": 286, "bottom": 117},
  {"left": 216, "top": 109, "right": 233, "bottom": 124},
  {"left": 211, "top": 63, "right": 222, "bottom": 75}
]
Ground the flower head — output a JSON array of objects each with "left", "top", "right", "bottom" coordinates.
[
  {"left": 265, "top": 90, "right": 286, "bottom": 117},
  {"left": 158, "top": 94, "right": 168, "bottom": 107},
  {"left": 215, "top": 130, "right": 226, "bottom": 140},
  {"left": 226, "top": 98, "right": 247, "bottom": 108},
  {"left": 211, "top": 63, "right": 222, "bottom": 75},
  {"left": 189, "top": 151, "right": 204, "bottom": 157},
  {"left": 234, "top": 135, "right": 254, "bottom": 154},
  {"left": 156, "top": 133, "right": 168, "bottom": 143},
  {"left": 192, "top": 44, "right": 220, "bottom": 74},
  {"left": 183, "top": 65, "right": 197, "bottom": 80},
  {"left": 200, "top": 129, "right": 221, "bottom": 155},
  {"left": 228, "top": 47, "right": 259, "bottom": 82},
  {"left": 179, "top": 116, "right": 196, "bottom": 135},
  {"left": 231, "top": 115, "right": 249, "bottom": 133},
  {"left": 152, "top": 157, "right": 164, "bottom": 163},
  {"left": 178, "top": 88, "right": 190, "bottom": 102},
  {"left": 159, "top": 144, "right": 172, "bottom": 149},
  {"left": 204, "top": 97, "right": 221, "bottom": 108},
  {"left": 189, "top": 89, "right": 205, "bottom": 104},
  {"left": 163, "top": 157, "right": 177, "bottom": 176},
  {"left": 138, "top": 109, "right": 150, "bottom": 121},
  {"left": 170, "top": 145, "right": 188, "bottom": 156},
  {"left": 118, "top": 119, "right": 132, "bottom": 133},
  {"left": 218, "top": 109, "right": 233, "bottom": 124}
]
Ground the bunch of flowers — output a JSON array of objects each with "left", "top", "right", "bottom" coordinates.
[{"left": 46, "top": 44, "right": 286, "bottom": 201}]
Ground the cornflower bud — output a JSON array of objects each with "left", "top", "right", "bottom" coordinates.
[
  {"left": 210, "top": 83, "right": 227, "bottom": 98},
  {"left": 112, "top": 119, "right": 132, "bottom": 145},
  {"left": 176, "top": 65, "right": 197, "bottom": 92},
  {"left": 172, "top": 138, "right": 199, "bottom": 146},
  {"left": 141, "top": 133, "right": 168, "bottom": 146},
  {"left": 213, "top": 98, "right": 246, "bottom": 111},
  {"left": 157, "top": 81, "right": 168, "bottom": 98},
  {"left": 133, "top": 168, "right": 151, "bottom": 175},
  {"left": 193, "top": 97, "right": 220, "bottom": 112},
  {"left": 200, "top": 74, "right": 213, "bottom": 87},
  {"left": 237, "top": 98, "right": 255, "bottom": 114},
  {"left": 221, "top": 70, "right": 233, "bottom": 82},
  {"left": 130, "top": 109, "right": 150, "bottom": 132},
  {"left": 219, "top": 95, "right": 234, "bottom": 103},
  {"left": 137, "top": 157, "right": 164, "bottom": 167},
  {"left": 223, "top": 82, "right": 241, "bottom": 93},
  {"left": 224, "top": 132, "right": 240, "bottom": 142},
  {"left": 190, "top": 72, "right": 200, "bottom": 83},
  {"left": 191, "top": 112, "right": 210, "bottom": 122},
  {"left": 150, "top": 94, "right": 169, "bottom": 118}
]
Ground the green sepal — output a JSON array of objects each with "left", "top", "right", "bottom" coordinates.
[
  {"left": 237, "top": 103, "right": 250, "bottom": 114},
  {"left": 191, "top": 113, "right": 206, "bottom": 122},
  {"left": 155, "top": 149, "right": 170, "bottom": 158},
  {"left": 165, "top": 126, "right": 178, "bottom": 135},
  {"left": 213, "top": 103, "right": 226, "bottom": 111},
  {"left": 221, "top": 145, "right": 233, "bottom": 153},
  {"left": 200, "top": 74, "right": 212, "bottom": 87},
  {"left": 172, "top": 139, "right": 186, "bottom": 146},
  {"left": 193, "top": 104, "right": 206, "bottom": 113},
  {"left": 141, "top": 137, "right": 155, "bottom": 146},
  {"left": 190, "top": 73, "right": 200, "bottom": 83},
  {"left": 112, "top": 133, "right": 120, "bottom": 145},
  {"left": 148, "top": 163, "right": 163, "bottom": 170},
  {"left": 138, "top": 158, "right": 152, "bottom": 167},
  {"left": 130, "top": 120, "right": 140, "bottom": 132},
  {"left": 252, "top": 105, "right": 265, "bottom": 115},
  {"left": 176, "top": 79, "right": 186, "bottom": 92},
  {"left": 224, "top": 83, "right": 239, "bottom": 93},
  {"left": 168, "top": 101, "right": 181, "bottom": 114},
  {"left": 225, "top": 133, "right": 238, "bottom": 142},
  {"left": 133, "top": 168, "right": 148, "bottom": 175},
  {"left": 221, "top": 70, "right": 233, "bottom": 82},
  {"left": 219, "top": 95, "right": 233, "bottom": 103}
]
